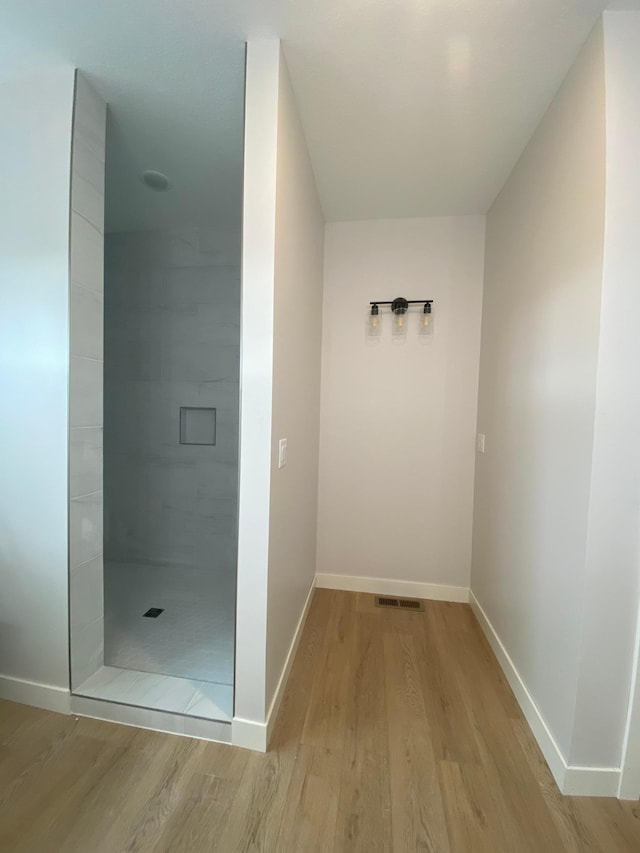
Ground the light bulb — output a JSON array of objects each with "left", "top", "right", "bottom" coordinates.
[
  {"left": 367, "top": 304, "right": 381, "bottom": 338},
  {"left": 392, "top": 310, "right": 407, "bottom": 338},
  {"left": 420, "top": 303, "right": 433, "bottom": 338}
]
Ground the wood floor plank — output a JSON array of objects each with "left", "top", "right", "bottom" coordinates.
[
  {"left": 445, "top": 612, "right": 568, "bottom": 852},
  {"left": 439, "top": 759, "right": 514, "bottom": 853},
  {"left": 115, "top": 736, "right": 204, "bottom": 852},
  {"left": 275, "top": 744, "right": 341, "bottom": 852},
  {"left": 0, "top": 707, "right": 81, "bottom": 806},
  {"left": 53, "top": 730, "right": 200, "bottom": 853},
  {"left": 193, "top": 740, "right": 251, "bottom": 783},
  {"left": 2, "top": 590, "right": 640, "bottom": 852},
  {"left": 414, "top": 604, "right": 485, "bottom": 765},
  {"left": 570, "top": 796, "right": 640, "bottom": 853},
  {"left": 335, "top": 612, "right": 392, "bottom": 853},
  {"left": 0, "top": 732, "right": 128, "bottom": 852},
  {"left": 301, "top": 590, "right": 354, "bottom": 752},
  {"left": 215, "top": 748, "right": 296, "bottom": 852},
  {"left": 383, "top": 629, "right": 450, "bottom": 852},
  {"left": 510, "top": 717, "right": 604, "bottom": 853},
  {"left": 270, "top": 587, "right": 333, "bottom": 752},
  {"left": 0, "top": 702, "right": 51, "bottom": 742},
  {"left": 150, "top": 771, "right": 240, "bottom": 853}
]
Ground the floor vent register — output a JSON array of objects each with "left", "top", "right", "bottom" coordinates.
[{"left": 374, "top": 596, "right": 424, "bottom": 611}]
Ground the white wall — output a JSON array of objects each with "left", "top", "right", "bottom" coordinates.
[
  {"left": 0, "top": 66, "right": 75, "bottom": 696},
  {"left": 471, "top": 24, "right": 606, "bottom": 764},
  {"left": 235, "top": 41, "right": 325, "bottom": 744},
  {"left": 234, "top": 41, "right": 279, "bottom": 734},
  {"left": 592, "top": 11, "right": 640, "bottom": 793},
  {"left": 266, "top": 51, "right": 324, "bottom": 708},
  {"left": 317, "top": 217, "right": 484, "bottom": 593}
]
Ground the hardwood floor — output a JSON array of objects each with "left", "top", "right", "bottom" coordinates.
[{"left": 1, "top": 589, "right": 639, "bottom": 851}]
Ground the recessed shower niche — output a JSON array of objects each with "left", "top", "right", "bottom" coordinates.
[{"left": 68, "top": 50, "right": 245, "bottom": 733}]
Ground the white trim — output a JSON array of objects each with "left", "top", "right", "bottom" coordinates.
[
  {"left": 563, "top": 766, "right": 622, "bottom": 797},
  {"left": 231, "top": 577, "right": 317, "bottom": 753},
  {"left": 232, "top": 716, "right": 268, "bottom": 752},
  {"left": 0, "top": 675, "right": 71, "bottom": 715},
  {"left": 316, "top": 573, "right": 469, "bottom": 603},
  {"left": 266, "top": 577, "right": 316, "bottom": 745},
  {"left": 468, "top": 591, "right": 567, "bottom": 788},
  {"left": 618, "top": 592, "right": 640, "bottom": 800},
  {"left": 70, "top": 695, "right": 231, "bottom": 743},
  {"left": 234, "top": 39, "right": 280, "bottom": 727},
  {"left": 470, "top": 590, "right": 621, "bottom": 797}
]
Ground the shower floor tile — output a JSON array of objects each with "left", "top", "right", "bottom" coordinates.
[
  {"left": 75, "top": 665, "right": 233, "bottom": 721},
  {"left": 104, "top": 561, "right": 235, "bottom": 686}
]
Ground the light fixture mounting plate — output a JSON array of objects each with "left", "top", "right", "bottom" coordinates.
[{"left": 391, "top": 297, "right": 409, "bottom": 314}]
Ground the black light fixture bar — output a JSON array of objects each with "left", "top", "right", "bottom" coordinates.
[{"left": 369, "top": 300, "right": 433, "bottom": 306}]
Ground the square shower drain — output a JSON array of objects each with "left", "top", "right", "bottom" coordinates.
[{"left": 142, "top": 608, "right": 164, "bottom": 618}]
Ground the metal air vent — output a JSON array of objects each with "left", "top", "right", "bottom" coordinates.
[{"left": 375, "top": 596, "right": 424, "bottom": 611}]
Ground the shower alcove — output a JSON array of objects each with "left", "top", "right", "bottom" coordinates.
[{"left": 67, "top": 63, "right": 244, "bottom": 738}]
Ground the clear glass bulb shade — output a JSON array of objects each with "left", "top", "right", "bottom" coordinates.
[
  {"left": 392, "top": 311, "right": 407, "bottom": 336},
  {"left": 367, "top": 311, "right": 381, "bottom": 337},
  {"left": 419, "top": 309, "right": 434, "bottom": 338}
]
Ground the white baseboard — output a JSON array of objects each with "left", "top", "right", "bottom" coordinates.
[
  {"left": 0, "top": 674, "right": 70, "bottom": 715},
  {"left": 316, "top": 572, "right": 469, "bottom": 603},
  {"left": 469, "top": 591, "right": 621, "bottom": 797},
  {"left": 232, "top": 716, "right": 268, "bottom": 752},
  {"left": 265, "top": 576, "right": 316, "bottom": 745},
  {"left": 232, "top": 576, "right": 317, "bottom": 753},
  {"left": 563, "top": 765, "right": 621, "bottom": 797}
]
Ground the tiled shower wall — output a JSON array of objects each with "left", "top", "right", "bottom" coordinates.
[
  {"left": 103, "top": 228, "right": 240, "bottom": 572},
  {"left": 69, "top": 74, "right": 106, "bottom": 689}
]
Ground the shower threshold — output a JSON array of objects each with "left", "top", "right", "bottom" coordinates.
[{"left": 73, "top": 665, "right": 233, "bottom": 722}]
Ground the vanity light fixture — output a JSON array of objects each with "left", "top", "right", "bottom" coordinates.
[{"left": 368, "top": 297, "right": 434, "bottom": 337}]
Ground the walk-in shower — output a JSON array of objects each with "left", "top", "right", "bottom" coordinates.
[
  {"left": 103, "top": 218, "right": 240, "bottom": 692},
  {"left": 68, "top": 46, "right": 245, "bottom": 727}
]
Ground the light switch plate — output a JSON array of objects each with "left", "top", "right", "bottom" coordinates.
[
  {"left": 278, "top": 438, "right": 288, "bottom": 468},
  {"left": 476, "top": 433, "right": 486, "bottom": 453}
]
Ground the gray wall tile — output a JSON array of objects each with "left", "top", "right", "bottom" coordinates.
[
  {"left": 70, "top": 356, "right": 103, "bottom": 427},
  {"left": 74, "top": 74, "right": 106, "bottom": 162},
  {"left": 73, "top": 136, "right": 105, "bottom": 194},
  {"left": 161, "top": 343, "right": 239, "bottom": 383},
  {"left": 70, "top": 427, "right": 103, "bottom": 498},
  {"left": 109, "top": 340, "right": 162, "bottom": 382},
  {"left": 70, "top": 616, "right": 104, "bottom": 689},
  {"left": 72, "top": 175, "right": 104, "bottom": 233},
  {"left": 69, "top": 72, "right": 107, "bottom": 691},
  {"left": 70, "top": 284, "right": 103, "bottom": 360},
  {"left": 104, "top": 228, "right": 240, "bottom": 572},
  {"left": 162, "top": 266, "right": 240, "bottom": 309},
  {"left": 70, "top": 491, "right": 103, "bottom": 569},
  {"left": 195, "top": 531, "right": 237, "bottom": 570},
  {"left": 70, "top": 212, "right": 104, "bottom": 292},
  {"left": 70, "top": 555, "right": 104, "bottom": 630}
]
